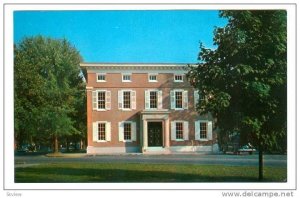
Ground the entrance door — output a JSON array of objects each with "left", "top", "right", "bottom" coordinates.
[{"left": 148, "top": 122, "right": 163, "bottom": 147}]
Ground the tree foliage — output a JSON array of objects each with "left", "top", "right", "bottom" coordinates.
[
  {"left": 188, "top": 10, "right": 287, "bottom": 153},
  {"left": 14, "top": 36, "right": 86, "bottom": 152}
]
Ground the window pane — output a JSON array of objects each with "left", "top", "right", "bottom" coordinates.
[
  {"left": 123, "top": 91, "right": 131, "bottom": 109},
  {"left": 150, "top": 91, "right": 157, "bottom": 108},
  {"left": 176, "top": 122, "right": 183, "bottom": 139},
  {"left": 98, "top": 123, "right": 106, "bottom": 140},
  {"left": 98, "top": 74, "right": 105, "bottom": 81},
  {"left": 175, "top": 91, "right": 183, "bottom": 108},
  {"left": 124, "top": 123, "right": 132, "bottom": 140},
  {"left": 149, "top": 75, "right": 157, "bottom": 81},
  {"left": 123, "top": 75, "right": 131, "bottom": 81},
  {"left": 200, "top": 122, "right": 207, "bottom": 139},
  {"left": 98, "top": 91, "right": 106, "bottom": 109},
  {"left": 175, "top": 74, "right": 183, "bottom": 81}
]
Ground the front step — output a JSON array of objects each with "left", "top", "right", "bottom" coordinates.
[{"left": 142, "top": 147, "right": 171, "bottom": 154}]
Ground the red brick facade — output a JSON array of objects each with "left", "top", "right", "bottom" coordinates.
[{"left": 81, "top": 63, "right": 219, "bottom": 154}]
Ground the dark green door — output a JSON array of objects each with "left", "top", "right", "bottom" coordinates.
[{"left": 148, "top": 122, "right": 163, "bottom": 147}]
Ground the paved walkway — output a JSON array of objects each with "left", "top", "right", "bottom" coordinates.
[{"left": 14, "top": 154, "right": 287, "bottom": 168}]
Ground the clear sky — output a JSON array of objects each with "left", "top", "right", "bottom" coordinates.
[{"left": 14, "top": 10, "right": 227, "bottom": 63}]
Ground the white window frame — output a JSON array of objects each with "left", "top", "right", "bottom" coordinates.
[
  {"left": 122, "top": 73, "right": 132, "bottom": 82},
  {"left": 174, "top": 74, "right": 184, "bottom": 82},
  {"left": 170, "top": 89, "right": 188, "bottom": 110},
  {"left": 145, "top": 89, "right": 163, "bottom": 110},
  {"left": 118, "top": 90, "right": 136, "bottom": 111},
  {"left": 195, "top": 120, "right": 213, "bottom": 141},
  {"left": 171, "top": 120, "right": 189, "bottom": 141},
  {"left": 96, "top": 73, "right": 106, "bottom": 82},
  {"left": 92, "top": 90, "right": 111, "bottom": 111},
  {"left": 92, "top": 121, "right": 111, "bottom": 142},
  {"left": 118, "top": 121, "right": 137, "bottom": 142},
  {"left": 148, "top": 73, "right": 158, "bottom": 82}
]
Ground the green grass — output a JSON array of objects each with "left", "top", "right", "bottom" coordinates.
[{"left": 15, "top": 163, "right": 287, "bottom": 183}]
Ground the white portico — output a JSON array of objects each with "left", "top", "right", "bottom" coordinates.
[{"left": 140, "top": 110, "right": 171, "bottom": 153}]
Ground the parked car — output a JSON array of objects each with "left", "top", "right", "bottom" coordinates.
[{"left": 237, "top": 143, "right": 256, "bottom": 155}]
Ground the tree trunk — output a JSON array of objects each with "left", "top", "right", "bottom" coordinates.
[
  {"left": 259, "top": 145, "right": 264, "bottom": 181},
  {"left": 54, "top": 135, "right": 59, "bottom": 153}
]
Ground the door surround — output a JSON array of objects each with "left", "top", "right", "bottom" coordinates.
[{"left": 140, "top": 110, "right": 170, "bottom": 152}]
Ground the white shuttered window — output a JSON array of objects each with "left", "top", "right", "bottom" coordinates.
[
  {"left": 92, "top": 121, "right": 111, "bottom": 142},
  {"left": 92, "top": 90, "right": 111, "bottom": 111},
  {"left": 195, "top": 121, "right": 213, "bottom": 141}
]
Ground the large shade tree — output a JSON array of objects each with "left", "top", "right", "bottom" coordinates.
[
  {"left": 14, "top": 36, "right": 86, "bottom": 153},
  {"left": 187, "top": 10, "right": 287, "bottom": 180}
]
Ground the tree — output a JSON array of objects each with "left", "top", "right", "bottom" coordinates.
[
  {"left": 187, "top": 10, "right": 287, "bottom": 180},
  {"left": 14, "top": 36, "right": 86, "bottom": 153}
]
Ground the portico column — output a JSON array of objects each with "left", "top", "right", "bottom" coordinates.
[
  {"left": 164, "top": 117, "right": 170, "bottom": 148},
  {"left": 143, "top": 119, "right": 148, "bottom": 151}
]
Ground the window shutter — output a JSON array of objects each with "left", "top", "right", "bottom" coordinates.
[
  {"left": 145, "top": 90, "right": 150, "bottom": 109},
  {"left": 131, "top": 90, "right": 136, "bottom": 109},
  {"left": 158, "top": 90, "right": 163, "bottom": 109},
  {"left": 118, "top": 90, "right": 123, "bottom": 109},
  {"left": 92, "top": 91, "right": 97, "bottom": 110},
  {"left": 171, "top": 121, "right": 176, "bottom": 140},
  {"left": 106, "top": 122, "right": 111, "bottom": 141},
  {"left": 183, "top": 90, "right": 188, "bottom": 109},
  {"left": 118, "top": 122, "right": 124, "bottom": 142},
  {"left": 170, "top": 90, "right": 175, "bottom": 109},
  {"left": 207, "top": 121, "right": 213, "bottom": 140},
  {"left": 195, "top": 121, "right": 200, "bottom": 140},
  {"left": 106, "top": 91, "right": 111, "bottom": 110},
  {"left": 132, "top": 122, "right": 137, "bottom": 141},
  {"left": 183, "top": 121, "right": 189, "bottom": 140},
  {"left": 194, "top": 90, "right": 199, "bottom": 109},
  {"left": 92, "top": 122, "right": 98, "bottom": 142}
]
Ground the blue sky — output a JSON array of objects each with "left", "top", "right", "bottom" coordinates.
[{"left": 14, "top": 10, "right": 227, "bottom": 63}]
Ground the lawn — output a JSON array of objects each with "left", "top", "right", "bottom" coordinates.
[{"left": 15, "top": 163, "right": 287, "bottom": 183}]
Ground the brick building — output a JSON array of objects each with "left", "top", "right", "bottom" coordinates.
[{"left": 80, "top": 63, "right": 219, "bottom": 154}]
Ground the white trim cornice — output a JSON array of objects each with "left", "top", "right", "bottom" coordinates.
[{"left": 80, "top": 63, "right": 196, "bottom": 73}]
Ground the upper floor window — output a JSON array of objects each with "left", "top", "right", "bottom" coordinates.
[
  {"left": 170, "top": 90, "right": 188, "bottom": 110},
  {"left": 195, "top": 120, "right": 213, "bottom": 141},
  {"left": 149, "top": 74, "right": 158, "bottom": 82},
  {"left": 174, "top": 74, "right": 184, "bottom": 82},
  {"left": 122, "top": 74, "right": 131, "bottom": 82},
  {"left": 92, "top": 121, "right": 111, "bottom": 142},
  {"left": 97, "top": 73, "right": 106, "bottom": 82},
  {"left": 118, "top": 90, "right": 136, "bottom": 110},
  {"left": 92, "top": 90, "right": 111, "bottom": 111},
  {"left": 145, "top": 90, "right": 163, "bottom": 110},
  {"left": 118, "top": 121, "right": 137, "bottom": 142},
  {"left": 123, "top": 91, "right": 131, "bottom": 109}
]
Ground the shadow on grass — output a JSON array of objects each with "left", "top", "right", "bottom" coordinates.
[{"left": 15, "top": 165, "right": 284, "bottom": 183}]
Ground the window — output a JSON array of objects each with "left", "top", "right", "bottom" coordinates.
[
  {"left": 174, "top": 74, "right": 184, "bottom": 82},
  {"left": 149, "top": 74, "right": 158, "bottom": 82},
  {"left": 176, "top": 122, "right": 183, "bottom": 140},
  {"left": 118, "top": 121, "right": 137, "bottom": 142},
  {"left": 195, "top": 121, "right": 213, "bottom": 141},
  {"left": 92, "top": 121, "right": 111, "bottom": 142},
  {"left": 98, "top": 123, "right": 106, "bottom": 141},
  {"left": 200, "top": 122, "right": 207, "bottom": 139},
  {"left": 118, "top": 90, "right": 136, "bottom": 110},
  {"left": 92, "top": 90, "right": 111, "bottom": 111},
  {"left": 123, "top": 91, "right": 131, "bottom": 109},
  {"left": 150, "top": 91, "right": 157, "bottom": 108},
  {"left": 145, "top": 90, "right": 162, "bottom": 110},
  {"left": 97, "top": 91, "right": 106, "bottom": 109},
  {"left": 123, "top": 123, "right": 132, "bottom": 140},
  {"left": 97, "top": 73, "right": 106, "bottom": 82},
  {"left": 170, "top": 90, "right": 188, "bottom": 110},
  {"left": 175, "top": 91, "right": 183, "bottom": 109},
  {"left": 122, "top": 74, "right": 131, "bottom": 82},
  {"left": 171, "top": 121, "right": 189, "bottom": 141}
]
